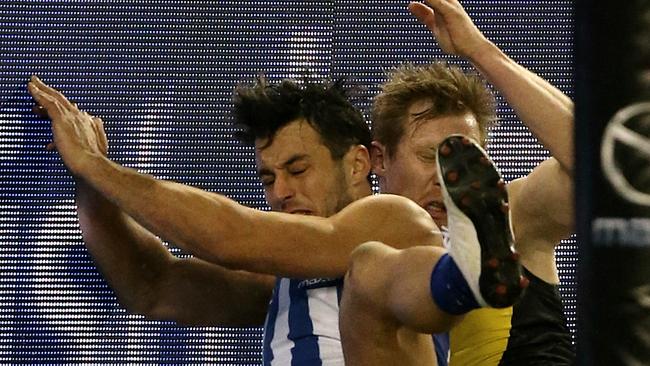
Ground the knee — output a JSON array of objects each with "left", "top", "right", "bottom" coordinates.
[
  {"left": 350, "top": 240, "right": 386, "bottom": 263},
  {"left": 344, "top": 241, "right": 393, "bottom": 302},
  {"left": 347, "top": 241, "right": 387, "bottom": 279}
]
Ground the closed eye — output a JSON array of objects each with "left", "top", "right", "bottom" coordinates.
[
  {"left": 418, "top": 153, "right": 437, "bottom": 163},
  {"left": 289, "top": 167, "right": 307, "bottom": 175},
  {"left": 287, "top": 161, "right": 309, "bottom": 176}
]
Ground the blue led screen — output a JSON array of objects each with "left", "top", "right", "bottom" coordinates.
[{"left": 1, "top": 1, "right": 574, "bottom": 363}]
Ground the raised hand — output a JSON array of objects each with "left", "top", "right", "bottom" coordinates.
[
  {"left": 28, "top": 76, "right": 108, "bottom": 175},
  {"left": 408, "top": 0, "right": 490, "bottom": 61}
]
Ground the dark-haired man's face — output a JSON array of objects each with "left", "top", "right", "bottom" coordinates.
[
  {"left": 255, "top": 119, "right": 355, "bottom": 218},
  {"left": 373, "top": 99, "right": 482, "bottom": 228}
]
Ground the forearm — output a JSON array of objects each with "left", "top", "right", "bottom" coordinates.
[
  {"left": 74, "top": 153, "right": 350, "bottom": 278},
  {"left": 76, "top": 180, "right": 274, "bottom": 326},
  {"left": 74, "top": 155, "right": 444, "bottom": 279},
  {"left": 76, "top": 179, "right": 174, "bottom": 313},
  {"left": 148, "top": 258, "right": 274, "bottom": 327},
  {"left": 74, "top": 152, "right": 252, "bottom": 270},
  {"left": 468, "top": 41, "right": 574, "bottom": 171}
]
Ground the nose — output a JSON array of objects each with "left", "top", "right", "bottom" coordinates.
[
  {"left": 432, "top": 168, "right": 441, "bottom": 187},
  {"left": 271, "top": 175, "right": 295, "bottom": 207}
]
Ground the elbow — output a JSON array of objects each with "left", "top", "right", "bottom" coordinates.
[
  {"left": 545, "top": 151, "right": 573, "bottom": 177},
  {"left": 109, "top": 262, "right": 172, "bottom": 320},
  {"left": 117, "top": 288, "right": 187, "bottom": 325},
  {"left": 116, "top": 289, "right": 161, "bottom": 319}
]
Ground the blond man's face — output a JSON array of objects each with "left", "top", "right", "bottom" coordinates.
[{"left": 376, "top": 99, "right": 482, "bottom": 228}]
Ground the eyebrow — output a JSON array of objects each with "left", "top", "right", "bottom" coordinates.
[{"left": 257, "top": 154, "right": 309, "bottom": 176}]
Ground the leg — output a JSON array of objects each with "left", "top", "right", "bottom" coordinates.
[
  {"left": 341, "top": 134, "right": 528, "bottom": 365},
  {"left": 340, "top": 241, "right": 449, "bottom": 366}
]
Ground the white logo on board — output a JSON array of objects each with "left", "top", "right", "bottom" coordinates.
[{"left": 601, "top": 102, "right": 650, "bottom": 206}]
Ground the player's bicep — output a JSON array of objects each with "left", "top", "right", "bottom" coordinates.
[{"left": 235, "top": 195, "right": 441, "bottom": 279}]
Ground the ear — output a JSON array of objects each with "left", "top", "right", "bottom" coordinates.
[
  {"left": 370, "top": 140, "right": 388, "bottom": 178},
  {"left": 346, "top": 144, "right": 372, "bottom": 186}
]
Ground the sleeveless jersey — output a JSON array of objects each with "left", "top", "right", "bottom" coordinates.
[
  {"left": 498, "top": 267, "right": 575, "bottom": 365},
  {"left": 263, "top": 277, "right": 345, "bottom": 365},
  {"left": 449, "top": 307, "right": 513, "bottom": 365},
  {"left": 448, "top": 268, "right": 574, "bottom": 365}
]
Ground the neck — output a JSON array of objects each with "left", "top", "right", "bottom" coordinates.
[{"left": 352, "top": 183, "right": 374, "bottom": 200}]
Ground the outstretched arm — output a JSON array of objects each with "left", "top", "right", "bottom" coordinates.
[
  {"left": 34, "top": 101, "right": 275, "bottom": 326},
  {"left": 409, "top": 0, "right": 575, "bottom": 282},
  {"left": 76, "top": 180, "right": 274, "bottom": 326},
  {"left": 28, "top": 76, "right": 443, "bottom": 279},
  {"left": 409, "top": 0, "right": 573, "bottom": 170},
  {"left": 59, "top": 107, "right": 273, "bottom": 326},
  {"left": 409, "top": 0, "right": 574, "bottom": 283}
]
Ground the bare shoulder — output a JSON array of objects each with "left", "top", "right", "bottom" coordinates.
[
  {"left": 331, "top": 194, "right": 443, "bottom": 249},
  {"left": 338, "top": 194, "right": 435, "bottom": 229}
]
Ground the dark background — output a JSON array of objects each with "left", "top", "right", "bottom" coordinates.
[{"left": 576, "top": 0, "right": 650, "bottom": 364}]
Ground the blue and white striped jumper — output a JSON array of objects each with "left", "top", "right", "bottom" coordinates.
[{"left": 263, "top": 277, "right": 345, "bottom": 365}]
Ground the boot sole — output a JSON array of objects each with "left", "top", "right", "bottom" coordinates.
[{"left": 437, "top": 135, "right": 526, "bottom": 308}]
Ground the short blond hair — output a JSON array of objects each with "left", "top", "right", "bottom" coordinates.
[{"left": 372, "top": 62, "right": 496, "bottom": 156}]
